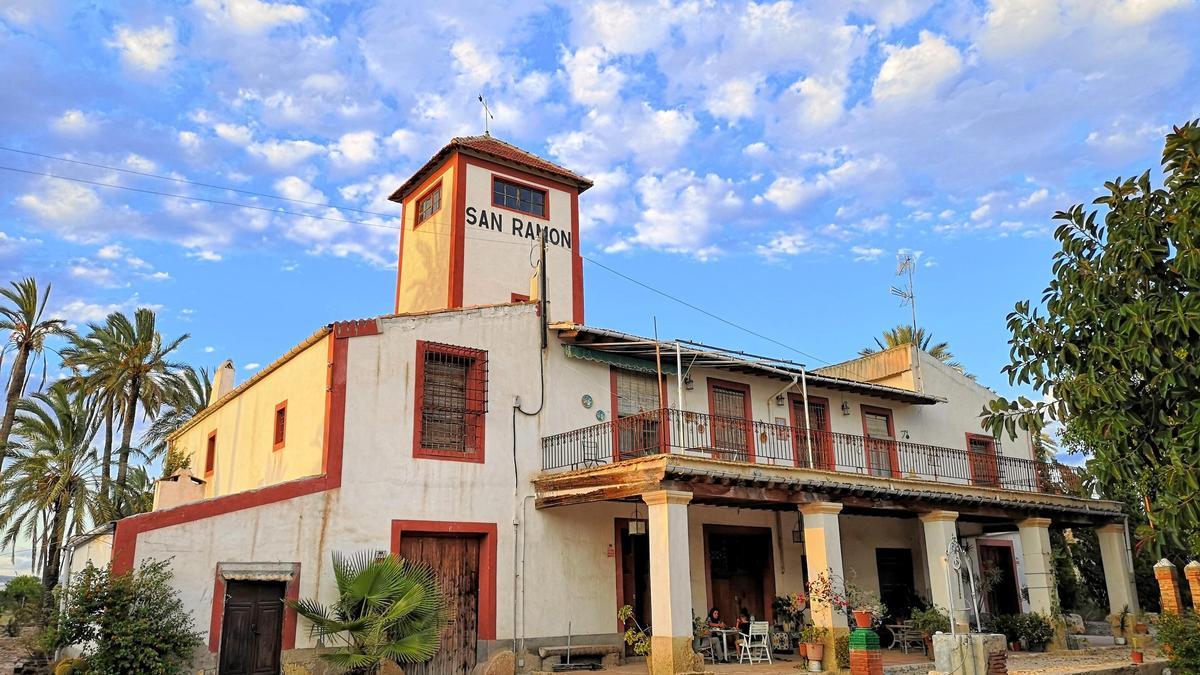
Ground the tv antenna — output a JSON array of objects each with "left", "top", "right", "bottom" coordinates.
[
  {"left": 478, "top": 94, "right": 494, "bottom": 136},
  {"left": 890, "top": 253, "right": 918, "bottom": 338}
]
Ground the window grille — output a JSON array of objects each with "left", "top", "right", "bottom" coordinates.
[
  {"left": 493, "top": 177, "right": 546, "bottom": 217},
  {"left": 418, "top": 342, "right": 488, "bottom": 457}
]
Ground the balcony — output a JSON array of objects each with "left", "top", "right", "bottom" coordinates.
[{"left": 541, "top": 408, "right": 1073, "bottom": 495}]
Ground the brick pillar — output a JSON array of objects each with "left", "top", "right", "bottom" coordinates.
[
  {"left": 1185, "top": 561, "right": 1200, "bottom": 609},
  {"left": 1154, "top": 559, "right": 1182, "bottom": 615},
  {"left": 848, "top": 628, "right": 882, "bottom": 675}
]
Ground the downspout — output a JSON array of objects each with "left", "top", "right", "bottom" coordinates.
[
  {"left": 800, "top": 368, "right": 814, "bottom": 468},
  {"left": 513, "top": 301, "right": 547, "bottom": 667},
  {"left": 675, "top": 342, "right": 684, "bottom": 411}
]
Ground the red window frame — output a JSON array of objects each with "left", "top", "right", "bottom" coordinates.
[
  {"left": 412, "top": 340, "right": 488, "bottom": 463},
  {"left": 510, "top": 293, "right": 530, "bottom": 302},
  {"left": 787, "top": 393, "right": 833, "bottom": 470},
  {"left": 965, "top": 433, "right": 1001, "bottom": 488},
  {"left": 860, "top": 405, "right": 900, "bottom": 477},
  {"left": 273, "top": 400, "right": 288, "bottom": 451},
  {"left": 205, "top": 430, "right": 217, "bottom": 477},
  {"left": 491, "top": 174, "right": 550, "bottom": 219},
  {"left": 706, "top": 378, "right": 755, "bottom": 462},
  {"left": 414, "top": 181, "right": 442, "bottom": 228}
]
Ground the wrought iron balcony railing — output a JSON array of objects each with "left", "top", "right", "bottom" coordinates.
[{"left": 541, "top": 408, "right": 1067, "bottom": 494}]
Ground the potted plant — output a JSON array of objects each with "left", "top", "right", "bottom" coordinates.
[
  {"left": 986, "top": 614, "right": 1022, "bottom": 651},
  {"left": 910, "top": 606, "right": 951, "bottom": 654},
  {"left": 1018, "top": 612, "right": 1055, "bottom": 653},
  {"left": 1134, "top": 611, "right": 1150, "bottom": 634},
  {"left": 1131, "top": 649, "right": 1144, "bottom": 664},
  {"left": 772, "top": 592, "right": 807, "bottom": 631},
  {"left": 846, "top": 584, "right": 886, "bottom": 629},
  {"left": 801, "top": 624, "right": 828, "bottom": 663}
]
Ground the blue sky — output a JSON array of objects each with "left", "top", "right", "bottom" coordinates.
[{"left": 1, "top": 0, "right": 1198, "bottom": 420}]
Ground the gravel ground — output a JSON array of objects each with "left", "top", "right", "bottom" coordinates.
[{"left": 1006, "top": 646, "right": 1165, "bottom": 674}]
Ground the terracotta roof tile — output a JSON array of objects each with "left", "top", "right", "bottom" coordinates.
[{"left": 389, "top": 135, "right": 592, "bottom": 203}]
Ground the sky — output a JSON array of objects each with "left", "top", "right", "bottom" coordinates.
[{"left": 1, "top": 0, "right": 1198, "bottom": 472}]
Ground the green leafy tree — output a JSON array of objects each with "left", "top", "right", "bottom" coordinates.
[
  {"left": 1, "top": 575, "right": 44, "bottom": 627},
  {"left": 0, "top": 385, "right": 100, "bottom": 592},
  {"left": 984, "top": 120, "right": 1200, "bottom": 555},
  {"left": 141, "top": 365, "right": 211, "bottom": 459},
  {"left": 54, "top": 559, "right": 201, "bottom": 675},
  {"left": 0, "top": 278, "right": 72, "bottom": 473},
  {"left": 289, "top": 551, "right": 446, "bottom": 674},
  {"left": 61, "top": 309, "right": 188, "bottom": 497}
]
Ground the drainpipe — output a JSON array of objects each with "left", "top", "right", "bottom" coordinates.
[
  {"left": 800, "top": 368, "right": 814, "bottom": 468},
  {"left": 674, "top": 342, "right": 684, "bottom": 411}
]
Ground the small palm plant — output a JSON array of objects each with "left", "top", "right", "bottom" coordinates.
[{"left": 289, "top": 551, "right": 446, "bottom": 674}]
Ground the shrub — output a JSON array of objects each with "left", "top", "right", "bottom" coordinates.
[
  {"left": 1018, "top": 613, "right": 1055, "bottom": 651},
  {"left": 55, "top": 559, "right": 201, "bottom": 675},
  {"left": 618, "top": 605, "right": 651, "bottom": 655},
  {"left": 1158, "top": 611, "right": 1200, "bottom": 674},
  {"left": 835, "top": 634, "right": 850, "bottom": 669},
  {"left": 910, "top": 606, "right": 951, "bottom": 636},
  {"left": 986, "top": 614, "right": 1022, "bottom": 643}
]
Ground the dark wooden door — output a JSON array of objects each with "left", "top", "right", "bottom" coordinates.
[
  {"left": 979, "top": 545, "right": 1020, "bottom": 615},
  {"left": 790, "top": 396, "right": 833, "bottom": 469},
  {"left": 219, "top": 580, "right": 285, "bottom": 675},
  {"left": 967, "top": 436, "right": 1000, "bottom": 487},
  {"left": 707, "top": 529, "right": 773, "bottom": 623},
  {"left": 400, "top": 535, "right": 481, "bottom": 675},
  {"left": 617, "top": 521, "right": 652, "bottom": 655},
  {"left": 875, "top": 548, "right": 916, "bottom": 620}
]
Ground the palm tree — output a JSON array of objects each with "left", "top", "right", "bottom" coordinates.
[
  {"left": 0, "top": 384, "right": 100, "bottom": 592},
  {"left": 95, "top": 465, "right": 156, "bottom": 521},
  {"left": 0, "top": 278, "right": 72, "bottom": 474},
  {"left": 61, "top": 309, "right": 188, "bottom": 496},
  {"left": 859, "top": 324, "right": 966, "bottom": 373},
  {"left": 289, "top": 552, "right": 446, "bottom": 674},
  {"left": 141, "top": 365, "right": 211, "bottom": 461}
]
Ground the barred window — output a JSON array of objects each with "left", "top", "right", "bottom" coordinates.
[
  {"left": 415, "top": 341, "right": 488, "bottom": 461},
  {"left": 492, "top": 177, "right": 546, "bottom": 218},
  {"left": 416, "top": 184, "right": 442, "bottom": 226}
]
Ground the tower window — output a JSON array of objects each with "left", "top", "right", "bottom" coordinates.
[
  {"left": 205, "top": 431, "right": 217, "bottom": 476},
  {"left": 273, "top": 401, "right": 287, "bottom": 450},
  {"left": 414, "top": 341, "right": 488, "bottom": 463},
  {"left": 415, "top": 183, "right": 442, "bottom": 226},
  {"left": 492, "top": 176, "right": 546, "bottom": 218}
]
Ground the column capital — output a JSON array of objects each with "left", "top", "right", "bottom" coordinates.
[
  {"left": 799, "top": 501, "right": 843, "bottom": 516},
  {"left": 1018, "top": 516, "right": 1052, "bottom": 529},
  {"left": 1096, "top": 522, "right": 1126, "bottom": 534},
  {"left": 642, "top": 490, "right": 692, "bottom": 507},
  {"left": 919, "top": 510, "right": 958, "bottom": 524}
]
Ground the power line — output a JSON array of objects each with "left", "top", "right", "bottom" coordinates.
[
  {"left": 0, "top": 145, "right": 395, "bottom": 217},
  {"left": 582, "top": 255, "right": 833, "bottom": 365},
  {"left": 2, "top": 157, "right": 829, "bottom": 365}
]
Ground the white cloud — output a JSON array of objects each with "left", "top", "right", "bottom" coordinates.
[
  {"left": 450, "top": 40, "right": 499, "bottom": 88},
  {"left": 629, "top": 106, "right": 698, "bottom": 168},
  {"left": 760, "top": 155, "right": 889, "bottom": 211},
  {"left": 707, "top": 78, "right": 759, "bottom": 122},
  {"left": 69, "top": 264, "right": 120, "bottom": 287},
  {"left": 194, "top": 0, "right": 308, "bottom": 32},
  {"left": 873, "top": 31, "right": 962, "bottom": 103},
  {"left": 978, "top": 0, "right": 1062, "bottom": 57},
  {"left": 178, "top": 131, "right": 202, "bottom": 150},
  {"left": 329, "top": 131, "right": 377, "bottom": 165},
  {"left": 107, "top": 23, "right": 176, "bottom": 73},
  {"left": 785, "top": 77, "right": 846, "bottom": 128},
  {"left": 743, "top": 142, "right": 770, "bottom": 158},
  {"left": 187, "top": 249, "right": 223, "bottom": 262},
  {"left": 17, "top": 180, "right": 102, "bottom": 224},
  {"left": 756, "top": 231, "right": 814, "bottom": 259},
  {"left": 214, "top": 123, "right": 254, "bottom": 145},
  {"left": 623, "top": 170, "right": 743, "bottom": 258},
  {"left": 53, "top": 110, "right": 95, "bottom": 135},
  {"left": 583, "top": 0, "right": 677, "bottom": 54},
  {"left": 274, "top": 176, "right": 327, "bottom": 204},
  {"left": 52, "top": 296, "right": 163, "bottom": 326},
  {"left": 970, "top": 203, "right": 992, "bottom": 220},
  {"left": 243, "top": 362, "right": 261, "bottom": 370},
  {"left": 1018, "top": 187, "right": 1049, "bottom": 208},
  {"left": 124, "top": 154, "right": 156, "bottom": 172},
  {"left": 562, "top": 46, "right": 626, "bottom": 107},
  {"left": 248, "top": 139, "right": 325, "bottom": 168},
  {"left": 204, "top": 346, "right": 215, "bottom": 353},
  {"left": 851, "top": 245, "right": 885, "bottom": 262}
]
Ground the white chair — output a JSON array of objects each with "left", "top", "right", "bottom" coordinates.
[{"left": 738, "top": 621, "right": 772, "bottom": 664}]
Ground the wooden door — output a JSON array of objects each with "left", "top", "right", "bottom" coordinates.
[
  {"left": 616, "top": 521, "right": 651, "bottom": 654},
  {"left": 219, "top": 580, "right": 285, "bottom": 675},
  {"left": 790, "top": 395, "right": 833, "bottom": 469},
  {"left": 861, "top": 407, "right": 896, "bottom": 477},
  {"left": 400, "top": 535, "right": 481, "bottom": 675},
  {"left": 875, "top": 549, "right": 916, "bottom": 620},
  {"left": 967, "top": 435, "right": 1000, "bottom": 487},
  {"left": 706, "top": 529, "right": 774, "bottom": 624},
  {"left": 709, "top": 381, "right": 751, "bottom": 461},
  {"left": 979, "top": 544, "right": 1020, "bottom": 615}
]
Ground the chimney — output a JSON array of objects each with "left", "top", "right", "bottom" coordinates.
[{"left": 210, "top": 359, "right": 235, "bottom": 405}]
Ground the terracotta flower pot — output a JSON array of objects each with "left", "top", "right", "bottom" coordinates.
[
  {"left": 1009, "top": 641, "right": 1021, "bottom": 652},
  {"left": 853, "top": 610, "right": 873, "bottom": 628},
  {"left": 1135, "top": 623, "right": 1149, "bottom": 634},
  {"left": 799, "top": 643, "right": 808, "bottom": 658},
  {"left": 806, "top": 642, "right": 825, "bottom": 661},
  {"left": 1131, "top": 651, "right": 1144, "bottom": 664}
]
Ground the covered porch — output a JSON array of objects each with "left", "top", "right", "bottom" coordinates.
[{"left": 533, "top": 455, "right": 1135, "bottom": 675}]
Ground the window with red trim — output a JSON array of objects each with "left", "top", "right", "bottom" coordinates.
[
  {"left": 273, "top": 401, "right": 287, "bottom": 450},
  {"left": 415, "top": 182, "right": 442, "bottom": 227},
  {"left": 493, "top": 177, "right": 546, "bottom": 217},
  {"left": 414, "top": 341, "right": 488, "bottom": 462},
  {"left": 511, "top": 293, "right": 530, "bottom": 302},
  {"left": 205, "top": 431, "right": 216, "bottom": 476}
]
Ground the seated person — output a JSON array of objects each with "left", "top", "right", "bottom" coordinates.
[{"left": 705, "top": 608, "right": 727, "bottom": 660}]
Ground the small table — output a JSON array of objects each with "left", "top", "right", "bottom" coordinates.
[
  {"left": 711, "top": 628, "right": 739, "bottom": 662},
  {"left": 883, "top": 624, "right": 904, "bottom": 649}
]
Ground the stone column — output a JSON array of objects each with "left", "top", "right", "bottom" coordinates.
[
  {"left": 920, "top": 510, "right": 969, "bottom": 629},
  {"left": 643, "top": 490, "right": 694, "bottom": 675},
  {"left": 800, "top": 501, "right": 849, "bottom": 656},
  {"left": 1154, "top": 559, "right": 1182, "bottom": 615},
  {"left": 1096, "top": 523, "right": 1139, "bottom": 618},
  {"left": 1017, "top": 517, "right": 1056, "bottom": 615},
  {"left": 1185, "top": 561, "right": 1200, "bottom": 610}
]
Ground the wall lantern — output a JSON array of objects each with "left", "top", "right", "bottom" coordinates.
[
  {"left": 775, "top": 394, "right": 786, "bottom": 407},
  {"left": 684, "top": 375, "right": 695, "bottom": 391},
  {"left": 841, "top": 400, "right": 851, "bottom": 416},
  {"left": 792, "top": 516, "right": 804, "bottom": 544},
  {"left": 630, "top": 501, "right": 647, "bottom": 535}
]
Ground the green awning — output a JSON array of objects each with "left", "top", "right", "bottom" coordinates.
[{"left": 562, "top": 344, "right": 677, "bottom": 375}]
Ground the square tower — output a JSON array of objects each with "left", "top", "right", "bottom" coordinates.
[{"left": 388, "top": 136, "right": 592, "bottom": 324}]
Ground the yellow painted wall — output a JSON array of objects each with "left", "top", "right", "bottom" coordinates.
[
  {"left": 396, "top": 159, "right": 455, "bottom": 314},
  {"left": 171, "top": 334, "right": 330, "bottom": 498}
]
